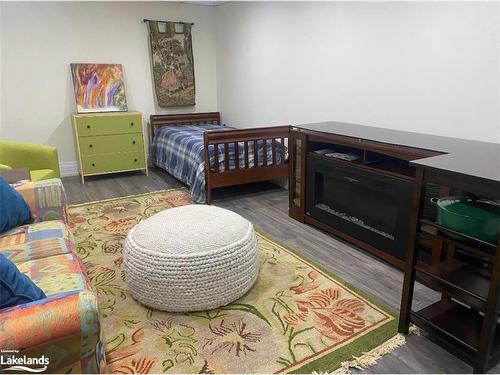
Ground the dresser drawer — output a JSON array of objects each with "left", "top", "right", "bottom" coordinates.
[
  {"left": 78, "top": 133, "right": 145, "bottom": 156},
  {"left": 75, "top": 113, "right": 142, "bottom": 136},
  {"left": 81, "top": 152, "right": 146, "bottom": 174}
]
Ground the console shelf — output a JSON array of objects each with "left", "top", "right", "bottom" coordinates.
[
  {"left": 309, "top": 141, "right": 416, "bottom": 180},
  {"left": 415, "top": 258, "right": 490, "bottom": 303},
  {"left": 399, "top": 166, "right": 500, "bottom": 373},
  {"left": 420, "top": 219, "right": 497, "bottom": 254},
  {"left": 411, "top": 299, "right": 500, "bottom": 356}
]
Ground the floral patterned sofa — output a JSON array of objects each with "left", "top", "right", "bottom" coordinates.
[{"left": 0, "top": 179, "right": 106, "bottom": 373}]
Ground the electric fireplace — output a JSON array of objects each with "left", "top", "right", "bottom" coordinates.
[{"left": 306, "top": 154, "right": 414, "bottom": 260}]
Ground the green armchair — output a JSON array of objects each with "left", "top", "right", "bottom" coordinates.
[{"left": 0, "top": 140, "right": 60, "bottom": 181}]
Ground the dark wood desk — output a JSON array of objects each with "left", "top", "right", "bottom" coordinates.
[
  {"left": 0, "top": 168, "right": 30, "bottom": 183},
  {"left": 290, "top": 121, "right": 500, "bottom": 372}
]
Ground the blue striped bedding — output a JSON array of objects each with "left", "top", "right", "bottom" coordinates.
[{"left": 151, "top": 124, "right": 286, "bottom": 203}]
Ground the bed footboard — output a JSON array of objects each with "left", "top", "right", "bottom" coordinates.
[{"left": 203, "top": 126, "right": 290, "bottom": 204}]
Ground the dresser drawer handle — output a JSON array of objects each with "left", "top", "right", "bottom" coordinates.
[
  {"left": 87, "top": 125, "right": 91, "bottom": 129},
  {"left": 132, "top": 141, "right": 136, "bottom": 145},
  {"left": 134, "top": 158, "right": 138, "bottom": 162},
  {"left": 89, "top": 144, "right": 93, "bottom": 148},
  {"left": 91, "top": 163, "right": 95, "bottom": 167},
  {"left": 130, "top": 122, "right": 134, "bottom": 126}
]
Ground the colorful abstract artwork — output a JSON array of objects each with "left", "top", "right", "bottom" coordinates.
[{"left": 71, "top": 63, "right": 128, "bottom": 113}]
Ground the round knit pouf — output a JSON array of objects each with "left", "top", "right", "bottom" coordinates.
[{"left": 123, "top": 204, "right": 259, "bottom": 312}]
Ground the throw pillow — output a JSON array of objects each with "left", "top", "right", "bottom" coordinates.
[{"left": 0, "top": 176, "right": 33, "bottom": 233}]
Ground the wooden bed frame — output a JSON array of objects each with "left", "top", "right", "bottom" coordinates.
[{"left": 150, "top": 112, "right": 290, "bottom": 204}]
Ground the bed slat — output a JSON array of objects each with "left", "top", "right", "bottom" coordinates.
[
  {"left": 244, "top": 141, "right": 249, "bottom": 168},
  {"left": 280, "top": 137, "right": 285, "bottom": 164},
  {"left": 224, "top": 143, "right": 230, "bottom": 171},
  {"left": 233, "top": 142, "right": 239, "bottom": 170},
  {"left": 253, "top": 140, "right": 258, "bottom": 168},
  {"left": 214, "top": 143, "right": 219, "bottom": 172},
  {"left": 262, "top": 139, "right": 268, "bottom": 166},
  {"left": 272, "top": 138, "right": 277, "bottom": 165}
]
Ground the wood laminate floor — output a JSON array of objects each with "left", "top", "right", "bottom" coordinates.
[{"left": 62, "top": 168, "right": 499, "bottom": 374}]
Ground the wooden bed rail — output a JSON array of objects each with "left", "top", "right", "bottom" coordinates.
[{"left": 203, "top": 125, "right": 290, "bottom": 203}]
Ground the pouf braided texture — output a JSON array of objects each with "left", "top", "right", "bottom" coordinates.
[{"left": 123, "top": 204, "right": 259, "bottom": 312}]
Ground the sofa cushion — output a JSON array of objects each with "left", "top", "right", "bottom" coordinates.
[
  {"left": 0, "top": 220, "right": 73, "bottom": 264},
  {"left": 30, "top": 169, "right": 58, "bottom": 181},
  {"left": 15, "top": 253, "right": 91, "bottom": 297},
  {"left": 0, "top": 176, "right": 33, "bottom": 233},
  {"left": 0, "top": 253, "right": 46, "bottom": 309}
]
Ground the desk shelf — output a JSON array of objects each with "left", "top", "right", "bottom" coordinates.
[
  {"left": 415, "top": 257, "right": 490, "bottom": 313},
  {"left": 399, "top": 168, "right": 500, "bottom": 373},
  {"left": 411, "top": 299, "right": 500, "bottom": 360}
]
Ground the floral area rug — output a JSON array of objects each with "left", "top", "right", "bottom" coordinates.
[{"left": 67, "top": 189, "right": 400, "bottom": 374}]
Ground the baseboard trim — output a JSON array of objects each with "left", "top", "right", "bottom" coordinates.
[{"left": 60, "top": 161, "right": 79, "bottom": 177}]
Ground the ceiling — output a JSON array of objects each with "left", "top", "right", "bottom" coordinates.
[{"left": 182, "top": 1, "right": 228, "bottom": 6}]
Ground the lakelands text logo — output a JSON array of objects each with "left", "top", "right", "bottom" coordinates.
[{"left": 0, "top": 349, "right": 49, "bottom": 373}]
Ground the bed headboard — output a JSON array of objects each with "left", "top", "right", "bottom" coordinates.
[{"left": 150, "top": 112, "right": 221, "bottom": 138}]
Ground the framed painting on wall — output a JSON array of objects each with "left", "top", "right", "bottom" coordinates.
[{"left": 70, "top": 63, "right": 128, "bottom": 113}]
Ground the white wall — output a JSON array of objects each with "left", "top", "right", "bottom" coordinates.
[
  {"left": 0, "top": 1, "right": 217, "bottom": 166},
  {"left": 216, "top": 1, "right": 500, "bottom": 144},
  {"left": 1, "top": 1, "right": 499, "bottom": 170}
]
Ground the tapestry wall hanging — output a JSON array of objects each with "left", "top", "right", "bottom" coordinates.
[
  {"left": 70, "top": 63, "right": 128, "bottom": 113},
  {"left": 148, "top": 21, "right": 195, "bottom": 107}
]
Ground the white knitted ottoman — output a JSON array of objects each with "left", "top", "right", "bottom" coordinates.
[{"left": 123, "top": 205, "right": 259, "bottom": 312}]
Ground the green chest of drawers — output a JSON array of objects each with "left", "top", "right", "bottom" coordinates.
[{"left": 73, "top": 112, "right": 148, "bottom": 183}]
